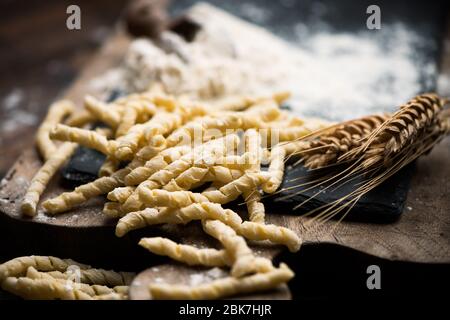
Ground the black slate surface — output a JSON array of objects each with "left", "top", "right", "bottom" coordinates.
[
  {"left": 61, "top": 0, "right": 448, "bottom": 222},
  {"left": 61, "top": 90, "right": 124, "bottom": 185}
]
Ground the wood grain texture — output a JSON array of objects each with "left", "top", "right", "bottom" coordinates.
[{"left": 0, "top": 0, "right": 127, "bottom": 177}]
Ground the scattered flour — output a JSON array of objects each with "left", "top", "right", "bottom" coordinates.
[{"left": 188, "top": 267, "right": 226, "bottom": 286}]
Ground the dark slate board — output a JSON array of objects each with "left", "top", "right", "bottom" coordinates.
[
  {"left": 61, "top": 0, "right": 448, "bottom": 222},
  {"left": 265, "top": 163, "right": 415, "bottom": 223},
  {"left": 61, "top": 90, "right": 124, "bottom": 185}
]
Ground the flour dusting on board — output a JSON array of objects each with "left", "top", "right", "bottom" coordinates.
[{"left": 92, "top": 3, "right": 435, "bottom": 121}]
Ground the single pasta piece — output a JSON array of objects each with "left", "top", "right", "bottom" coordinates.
[
  {"left": 280, "top": 140, "right": 310, "bottom": 156},
  {"left": 262, "top": 145, "right": 286, "bottom": 193},
  {"left": 202, "top": 220, "right": 273, "bottom": 278},
  {"left": 201, "top": 172, "right": 269, "bottom": 204},
  {"left": 149, "top": 263, "right": 294, "bottom": 300},
  {"left": 107, "top": 186, "right": 135, "bottom": 203},
  {"left": 21, "top": 142, "right": 77, "bottom": 216},
  {"left": 42, "top": 145, "right": 164, "bottom": 214},
  {"left": 243, "top": 190, "right": 265, "bottom": 223},
  {"left": 115, "top": 203, "right": 242, "bottom": 237},
  {"left": 116, "top": 100, "right": 158, "bottom": 137},
  {"left": 203, "top": 166, "right": 244, "bottom": 184},
  {"left": 1, "top": 276, "right": 94, "bottom": 300},
  {"left": 139, "top": 237, "right": 231, "bottom": 267},
  {"left": 65, "top": 110, "right": 95, "bottom": 127},
  {"left": 50, "top": 124, "right": 116, "bottom": 156},
  {"left": 237, "top": 221, "right": 301, "bottom": 252},
  {"left": 163, "top": 167, "right": 209, "bottom": 191},
  {"left": 36, "top": 100, "right": 74, "bottom": 160},
  {"left": 84, "top": 95, "right": 121, "bottom": 129},
  {"left": 166, "top": 114, "right": 242, "bottom": 147},
  {"left": 103, "top": 201, "right": 125, "bottom": 218}
]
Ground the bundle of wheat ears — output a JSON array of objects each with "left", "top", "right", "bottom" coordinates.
[{"left": 283, "top": 93, "right": 450, "bottom": 226}]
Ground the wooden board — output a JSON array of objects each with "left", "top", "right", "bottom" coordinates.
[{"left": 1, "top": 17, "right": 450, "bottom": 299}]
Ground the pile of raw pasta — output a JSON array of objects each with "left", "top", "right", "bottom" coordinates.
[{"left": 1, "top": 85, "right": 330, "bottom": 299}]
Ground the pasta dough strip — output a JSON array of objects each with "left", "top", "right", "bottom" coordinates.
[
  {"left": 262, "top": 145, "right": 286, "bottom": 193},
  {"left": 25, "top": 267, "right": 128, "bottom": 299},
  {"left": 98, "top": 156, "right": 120, "bottom": 177},
  {"left": 237, "top": 221, "right": 301, "bottom": 252},
  {"left": 43, "top": 145, "right": 163, "bottom": 214},
  {"left": 243, "top": 190, "right": 265, "bottom": 223},
  {"left": 84, "top": 95, "right": 121, "bottom": 129}
]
